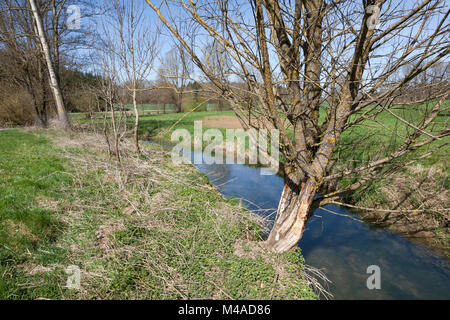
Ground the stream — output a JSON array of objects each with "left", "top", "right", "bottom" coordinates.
[{"left": 145, "top": 141, "right": 450, "bottom": 299}]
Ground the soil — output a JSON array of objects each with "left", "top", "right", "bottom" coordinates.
[
  {"left": 203, "top": 115, "right": 243, "bottom": 129},
  {"left": 203, "top": 115, "right": 277, "bottom": 130}
]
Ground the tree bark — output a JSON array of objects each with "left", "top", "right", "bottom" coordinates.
[
  {"left": 132, "top": 87, "right": 140, "bottom": 153},
  {"left": 109, "top": 98, "right": 121, "bottom": 163},
  {"left": 265, "top": 176, "right": 317, "bottom": 252},
  {"left": 177, "top": 93, "right": 183, "bottom": 113},
  {"left": 29, "top": 0, "right": 70, "bottom": 129},
  {"left": 38, "top": 59, "right": 48, "bottom": 126}
]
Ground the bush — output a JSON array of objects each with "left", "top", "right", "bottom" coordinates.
[{"left": 0, "top": 89, "right": 35, "bottom": 126}]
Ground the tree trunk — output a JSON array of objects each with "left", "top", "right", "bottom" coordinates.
[
  {"left": 109, "top": 100, "right": 121, "bottom": 163},
  {"left": 265, "top": 177, "right": 317, "bottom": 252},
  {"left": 132, "top": 88, "right": 140, "bottom": 153},
  {"left": 177, "top": 91, "right": 183, "bottom": 113},
  {"left": 38, "top": 60, "right": 48, "bottom": 126},
  {"left": 29, "top": 0, "right": 70, "bottom": 130}
]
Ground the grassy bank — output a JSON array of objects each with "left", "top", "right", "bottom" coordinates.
[
  {"left": 0, "top": 129, "right": 319, "bottom": 299},
  {"left": 331, "top": 103, "right": 449, "bottom": 252}
]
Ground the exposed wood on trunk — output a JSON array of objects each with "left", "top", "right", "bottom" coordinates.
[{"left": 266, "top": 177, "right": 317, "bottom": 252}]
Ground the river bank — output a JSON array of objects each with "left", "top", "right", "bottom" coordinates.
[
  {"left": 343, "top": 164, "right": 449, "bottom": 256},
  {"left": 0, "top": 128, "right": 319, "bottom": 299},
  {"left": 134, "top": 110, "right": 449, "bottom": 256}
]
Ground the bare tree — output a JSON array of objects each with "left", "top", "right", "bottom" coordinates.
[
  {"left": 92, "top": 40, "right": 127, "bottom": 163},
  {"left": 102, "top": 0, "right": 159, "bottom": 153},
  {"left": 204, "top": 41, "right": 232, "bottom": 110},
  {"left": 1, "top": 1, "right": 56, "bottom": 126},
  {"left": 29, "top": 0, "right": 70, "bottom": 129},
  {"left": 0, "top": 0, "right": 99, "bottom": 126},
  {"left": 0, "top": 6, "right": 47, "bottom": 125},
  {"left": 160, "top": 44, "right": 193, "bottom": 113},
  {"left": 146, "top": 0, "right": 450, "bottom": 252}
]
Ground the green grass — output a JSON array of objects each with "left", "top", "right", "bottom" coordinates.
[
  {"left": 336, "top": 102, "right": 449, "bottom": 166},
  {"left": 0, "top": 130, "right": 72, "bottom": 299},
  {"left": 134, "top": 103, "right": 448, "bottom": 176},
  {"left": 138, "top": 110, "right": 235, "bottom": 139},
  {"left": 124, "top": 103, "right": 177, "bottom": 113},
  {"left": 332, "top": 102, "right": 449, "bottom": 196},
  {"left": 0, "top": 129, "right": 317, "bottom": 299}
]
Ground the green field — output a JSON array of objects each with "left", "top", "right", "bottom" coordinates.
[
  {"left": 135, "top": 104, "right": 448, "bottom": 171},
  {"left": 124, "top": 103, "right": 177, "bottom": 114},
  {"left": 138, "top": 110, "right": 235, "bottom": 138},
  {"left": 123, "top": 102, "right": 230, "bottom": 113}
]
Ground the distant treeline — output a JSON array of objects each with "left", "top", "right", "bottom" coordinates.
[{"left": 0, "top": 58, "right": 231, "bottom": 125}]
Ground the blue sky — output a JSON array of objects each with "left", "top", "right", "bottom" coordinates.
[{"left": 69, "top": 0, "right": 449, "bottom": 85}]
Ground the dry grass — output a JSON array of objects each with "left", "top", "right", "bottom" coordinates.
[
  {"left": 21, "top": 128, "right": 328, "bottom": 299},
  {"left": 355, "top": 164, "right": 450, "bottom": 253}
]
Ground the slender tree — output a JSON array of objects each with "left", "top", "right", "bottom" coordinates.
[
  {"left": 104, "top": 0, "right": 159, "bottom": 153},
  {"left": 29, "top": 0, "right": 70, "bottom": 129}
]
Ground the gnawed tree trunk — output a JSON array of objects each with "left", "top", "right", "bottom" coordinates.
[{"left": 265, "top": 176, "right": 317, "bottom": 252}]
